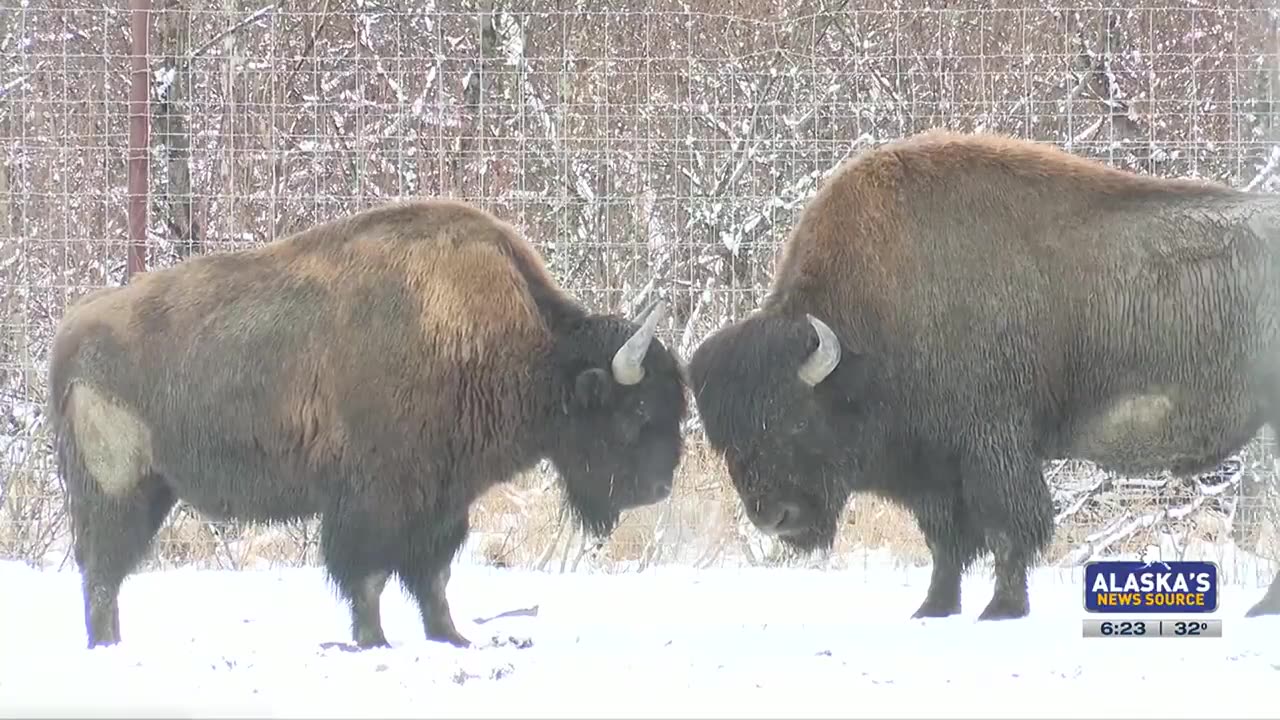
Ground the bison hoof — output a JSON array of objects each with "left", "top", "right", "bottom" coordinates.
[
  {"left": 911, "top": 599, "right": 961, "bottom": 619},
  {"left": 428, "top": 629, "right": 472, "bottom": 648},
  {"left": 977, "top": 595, "right": 1029, "bottom": 621},
  {"left": 355, "top": 636, "right": 391, "bottom": 650}
]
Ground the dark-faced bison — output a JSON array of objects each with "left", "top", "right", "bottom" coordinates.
[
  {"left": 48, "top": 198, "right": 689, "bottom": 649},
  {"left": 688, "top": 130, "right": 1280, "bottom": 621}
]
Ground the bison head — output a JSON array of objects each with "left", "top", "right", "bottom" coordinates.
[
  {"left": 548, "top": 299, "right": 688, "bottom": 537},
  {"left": 688, "top": 310, "right": 873, "bottom": 553}
]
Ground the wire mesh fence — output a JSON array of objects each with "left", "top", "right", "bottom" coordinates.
[{"left": 2, "top": 1, "right": 1278, "bottom": 587}]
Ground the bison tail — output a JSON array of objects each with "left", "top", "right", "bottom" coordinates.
[
  {"left": 54, "top": 409, "right": 101, "bottom": 576},
  {"left": 53, "top": 404, "right": 107, "bottom": 514},
  {"left": 46, "top": 326, "right": 85, "bottom": 426}
]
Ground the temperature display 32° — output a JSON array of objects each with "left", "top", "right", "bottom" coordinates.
[{"left": 1081, "top": 619, "right": 1222, "bottom": 638}]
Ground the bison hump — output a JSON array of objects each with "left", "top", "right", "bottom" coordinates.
[{"left": 403, "top": 240, "right": 548, "bottom": 360}]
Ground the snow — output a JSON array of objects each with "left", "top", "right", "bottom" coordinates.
[{"left": 1, "top": 557, "right": 1276, "bottom": 719}]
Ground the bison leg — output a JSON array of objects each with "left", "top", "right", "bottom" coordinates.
[
  {"left": 908, "top": 492, "right": 984, "bottom": 619},
  {"left": 67, "top": 472, "right": 176, "bottom": 648},
  {"left": 962, "top": 453, "right": 1054, "bottom": 622},
  {"left": 398, "top": 517, "right": 471, "bottom": 648},
  {"left": 319, "top": 515, "right": 393, "bottom": 649},
  {"left": 1245, "top": 573, "right": 1280, "bottom": 617},
  {"left": 977, "top": 532, "right": 1034, "bottom": 620},
  {"left": 420, "top": 564, "right": 469, "bottom": 647},
  {"left": 349, "top": 571, "right": 392, "bottom": 647}
]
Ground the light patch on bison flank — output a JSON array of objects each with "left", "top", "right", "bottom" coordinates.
[
  {"left": 1094, "top": 393, "right": 1174, "bottom": 436},
  {"left": 66, "top": 384, "right": 154, "bottom": 496},
  {"left": 1074, "top": 392, "right": 1178, "bottom": 465}
]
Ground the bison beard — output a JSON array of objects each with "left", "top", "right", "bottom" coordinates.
[
  {"left": 689, "top": 129, "right": 1280, "bottom": 623},
  {"left": 47, "top": 198, "right": 689, "bottom": 649}
]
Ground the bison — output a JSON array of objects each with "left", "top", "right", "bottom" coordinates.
[
  {"left": 687, "top": 129, "right": 1280, "bottom": 622},
  {"left": 48, "top": 198, "right": 689, "bottom": 649}
]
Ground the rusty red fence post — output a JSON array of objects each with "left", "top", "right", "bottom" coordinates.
[{"left": 126, "top": 0, "right": 152, "bottom": 278}]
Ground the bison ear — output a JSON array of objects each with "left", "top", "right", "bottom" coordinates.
[{"left": 570, "top": 368, "right": 614, "bottom": 411}]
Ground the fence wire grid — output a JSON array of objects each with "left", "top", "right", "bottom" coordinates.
[{"left": 2, "top": 1, "right": 1279, "bottom": 586}]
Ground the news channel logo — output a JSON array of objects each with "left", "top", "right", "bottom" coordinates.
[
  {"left": 1080, "top": 545, "right": 1228, "bottom": 635},
  {"left": 1085, "top": 556, "right": 1213, "bottom": 609},
  {"left": 1083, "top": 559, "right": 1219, "bottom": 614},
  {"left": 1079, "top": 558, "right": 1224, "bottom": 638}
]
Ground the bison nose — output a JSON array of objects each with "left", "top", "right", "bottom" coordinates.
[{"left": 755, "top": 500, "right": 805, "bottom": 536}]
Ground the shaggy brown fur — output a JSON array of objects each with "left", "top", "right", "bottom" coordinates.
[
  {"left": 49, "top": 198, "right": 688, "bottom": 649},
  {"left": 690, "top": 129, "right": 1280, "bottom": 622}
]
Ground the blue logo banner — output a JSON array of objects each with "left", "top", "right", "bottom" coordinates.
[{"left": 1083, "top": 560, "right": 1218, "bottom": 614}]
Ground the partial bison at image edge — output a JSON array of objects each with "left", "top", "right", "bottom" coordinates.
[
  {"left": 47, "top": 198, "right": 689, "bottom": 650},
  {"left": 688, "top": 128, "right": 1280, "bottom": 622}
]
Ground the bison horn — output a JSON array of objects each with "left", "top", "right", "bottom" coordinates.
[
  {"left": 612, "top": 299, "right": 668, "bottom": 386},
  {"left": 797, "top": 314, "right": 841, "bottom": 387},
  {"left": 630, "top": 297, "right": 661, "bottom": 323}
]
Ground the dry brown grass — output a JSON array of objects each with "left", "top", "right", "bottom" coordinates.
[{"left": 2, "top": 438, "right": 1277, "bottom": 580}]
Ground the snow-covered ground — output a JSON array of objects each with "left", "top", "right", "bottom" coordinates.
[{"left": 0, "top": 556, "right": 1276, "bottom": 719}]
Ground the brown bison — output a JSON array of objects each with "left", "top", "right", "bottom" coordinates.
[
  {"left": 48, "top": 198, "right": 689, "bottom": 649},
  {"left": 688, "top": 130, "right": 1280, "bottom": 621}
]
